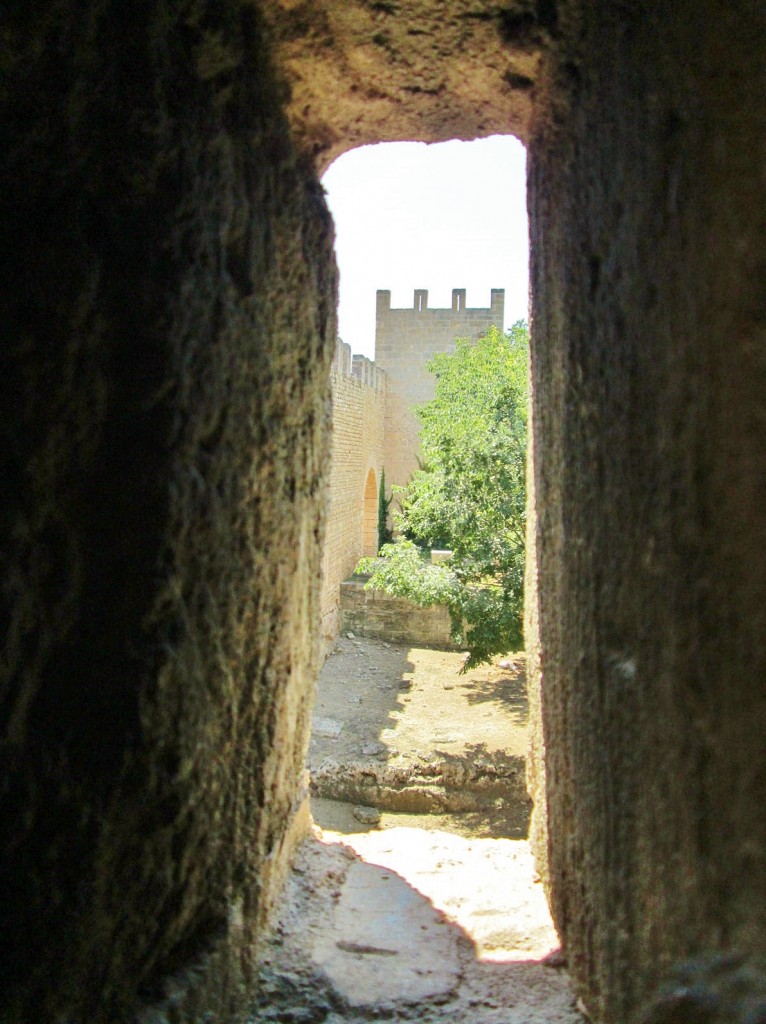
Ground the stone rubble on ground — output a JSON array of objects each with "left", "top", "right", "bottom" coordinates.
[{"left": 351, "top": 805, "right": 382, "bottom": 826}]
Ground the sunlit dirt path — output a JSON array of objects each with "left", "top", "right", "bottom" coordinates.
[
  {"left": 252, "top": 823, "right": 583, "bottom": 1023},
  {"left": 249, "top": 637, "right": 583, "bottom": 1022}
]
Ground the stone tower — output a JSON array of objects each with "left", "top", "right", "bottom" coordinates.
[{"left": 375, "top": 288, "right": 504, "bottom": 492}]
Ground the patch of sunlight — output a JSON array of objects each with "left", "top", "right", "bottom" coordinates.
[{"left": 321, "top": 826, "right": 560, "bottom": 963}]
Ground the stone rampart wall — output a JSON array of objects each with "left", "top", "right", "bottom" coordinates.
[{"left": 321, "top": 341, "right": 386, "bottom": 647}]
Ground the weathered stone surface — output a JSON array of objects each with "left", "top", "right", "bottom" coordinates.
[
  {"left": 311, "top": 858, "right": 460, "bottom": 1006},
  {"left": 345, "top": 828, "right": 561, "bottom": 964},
  {"left": 1, "top": 3, "right": 334, "bottom": 1020},
  {"left": 352, "top": 805, "right": 382, "bottom": 825},
  {"left": 311, "top": 754, "right": 528, "bottom": 818},
  {"left": 525, "top": 4, "right": 766, "bottom": 1022},
  {"left": 341, "top": 577, "right": 460, "bottom": 647},
  {"left": 637, "top": 955, "right": 766, "bottom": 1024},
  {"left": 258, "top": 828, "right": 580, "bottom": 1024},
  {"left": 260, "top": 0, "right": 542, "bottom": 169}
]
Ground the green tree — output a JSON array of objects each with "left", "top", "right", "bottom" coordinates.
[
  {"left": 377, "top": 468, "right": 393, "bottom": 552},
  {"left": 358, "top": 322, "right": 528, "bottom": 669}
]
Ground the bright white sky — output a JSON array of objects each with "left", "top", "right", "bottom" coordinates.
[{"left": 321, "top": 135, "right": 529, "bottom": 360}]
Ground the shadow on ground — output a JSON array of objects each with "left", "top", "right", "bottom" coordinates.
[
  {"left": 309, "top": 637, "right": 531, "bottom": 839},
  {"left": 252, "top": 826, "right": 584, "bottom": 1024},
  {"left": 462, "top": 669, "right": 528, "bottom": 723}
]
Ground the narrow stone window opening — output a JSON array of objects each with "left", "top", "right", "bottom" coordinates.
[{"left": 266, "top": 137, "right": 576, "bottom": 1020}]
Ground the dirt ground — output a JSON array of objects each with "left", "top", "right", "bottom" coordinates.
[
  {"left": 309, "top": 636, "right": 531, "bottom": 837},
  {"left": 247, "top": 637, "right": 583, "bottom": 1024},
  {"left": 253, "top": 824, "right": 584, "bottom": 1024}
]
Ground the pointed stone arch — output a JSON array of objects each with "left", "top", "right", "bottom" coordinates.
[{"left": 362, "top": 468, "right": 378, "bottom": 558}]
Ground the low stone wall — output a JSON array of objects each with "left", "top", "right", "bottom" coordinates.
[
  {"left": 310, "top": 755, "right": 530, "bottom": 827},
  {"left": 340, "top": 576, "right": 459, "bottom": 649}
]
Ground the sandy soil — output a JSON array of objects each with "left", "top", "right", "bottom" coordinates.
[
  {"left": 309, "top": 636, "right": 531, "bottom": 837},
  {"left": 312, "top": 635, "right": 528, "bottom": 762}
]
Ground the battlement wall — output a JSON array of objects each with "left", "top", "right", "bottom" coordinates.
[
  {"left": 331, "top": 339, "right": 386, "bottom": 392},
  {"left": 375, "top": 288, "right": 504, "bottom": 492},
  {"left": 320, "top": 340, "right": 387, "bottom": 648}
]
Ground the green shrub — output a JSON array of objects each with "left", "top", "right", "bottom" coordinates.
[{"left": 358, "top": 322, "right": 528, "bottom": 669}]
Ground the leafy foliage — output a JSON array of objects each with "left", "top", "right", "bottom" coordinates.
[{"left": 358, "top": 322, "right": 529, "bottom": 669}]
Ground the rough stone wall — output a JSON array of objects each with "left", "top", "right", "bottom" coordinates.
[
  {"left": 321, "top": 342, "right": 386, "bottom": 647},
  {"left": 340, "top": 579, "right": 458, "bottom": 649},
  {"left": 260, "top": 0, "right": 542, "bottom": 168},
  {"left": 525, "top": 3, "right": 766, "bottom": 1021},
  {"left": 376, "top": 288, "right": 504, "bottom": 492},
  {"left": 0, "top": 3, "right": 335, "bottom": 1021}
]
